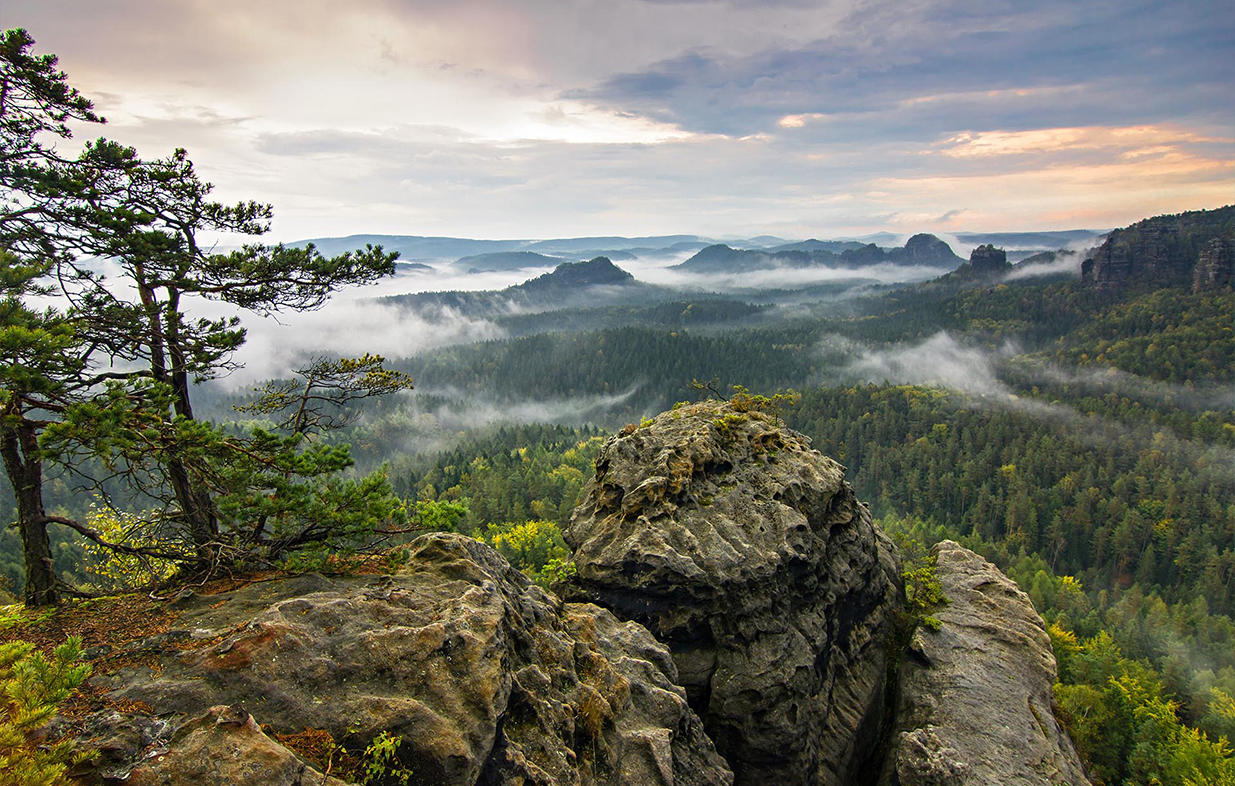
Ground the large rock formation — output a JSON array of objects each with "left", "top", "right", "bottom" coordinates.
[
  {"left": 59, "top": 404, "right": 1103, "bottom": 786},
  {"left": 896, "top": 233, "right": 964, "bottom": 266},
  {"left": 73, "top": 534, "right": 732, "bottom": 786},
  {"left": 563, "top": 401, "right": 901, "bottom": 786},
  {"left": 1081, "top": 206, "right": 1233, "bottom": 291},
  {"left": 881, "top": 541, "right": 1091, "bottom": 786},
  {"left": 966, "top": 244, "right": 1010, "bottom": 277}
]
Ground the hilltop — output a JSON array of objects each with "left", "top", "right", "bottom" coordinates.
[
  {"left": 385, "top": 256, "right": 656, "bottom": 317},
  {"left": 674, "top": 233, "right": 964, "bottom": 273},
  {"left": 1081, "top": 205, "right": 1234, "bottom": 292}
]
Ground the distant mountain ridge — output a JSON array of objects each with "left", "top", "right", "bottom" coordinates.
[
  {"left": 674, "top": 233, "right": 964, "bottom": 273},
  {"left": 292, "top": 228, "right": 1109, "bottom": 262},
  {"left": 956, "top": 229, "right": 1107, "bottom": 248},
  {"left": 386, "top": 257, "right": 656, "bottom": 317},
  {"left": 453, "top": 251, "right": 564, "bottom": 273},
  {"left": 290, "top": 234, "right": 710, "bottom": 263},
  {"left": 764, "top": 239, "right": 870, "bottom": 254}
]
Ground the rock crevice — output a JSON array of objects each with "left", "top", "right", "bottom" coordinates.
[{"left": 564, "top": 402, "right": 901, "bottom": 786}]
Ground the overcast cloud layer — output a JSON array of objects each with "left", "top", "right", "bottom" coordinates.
[{"left": 4, "top": 0, "right": 1232, "bottom": 241}]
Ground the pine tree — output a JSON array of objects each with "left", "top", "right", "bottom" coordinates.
[{"left": 0, "top": 29, "right": 104, "bottom": 605}]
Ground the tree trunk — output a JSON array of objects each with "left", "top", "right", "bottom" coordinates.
[
  {"left": 0, "top": 422, "right": 58, "bottom": 606},
  {"left": 137, "top": 279, "right": 218, "bottom": 557}
]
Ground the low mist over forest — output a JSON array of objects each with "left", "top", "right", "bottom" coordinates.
[{"left": 1, "top": 6, "right": 1233, "bottom": 786}]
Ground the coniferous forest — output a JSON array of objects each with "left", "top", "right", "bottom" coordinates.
[{"left": 1, "top": 21, "right": 1233, "bottom": 786}]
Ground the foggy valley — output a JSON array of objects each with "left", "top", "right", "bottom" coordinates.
[{"left": 1, "top": 4, "right": 1232, "bottom": 785}]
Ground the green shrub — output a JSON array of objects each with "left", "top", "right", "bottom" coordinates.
[
  {"left": 0, "top": 636, "right": 92, "bottom": 786},
  {"left": 361, "top": 730, "right": 413, "bottom": 785}
]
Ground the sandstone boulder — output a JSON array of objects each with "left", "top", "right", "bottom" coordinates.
[
  {"left": 563, "top": 401, "right": 900, "bottom": 786},
  {"left": 75, "top": 533, "right": 732, "bottom": 786},
  {"left": 881, "top": 541, "right": 1091, "bottom": 786},
  {"left": 122, "top": 705, "right": 351, "bottom": 786}
]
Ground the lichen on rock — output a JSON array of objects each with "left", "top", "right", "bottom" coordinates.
[
  {"left": 563, "top": 400, "right": 901, "bottom": 786},
  {"left": 72, "top": 533, "right": 732, "bottom": 786}
]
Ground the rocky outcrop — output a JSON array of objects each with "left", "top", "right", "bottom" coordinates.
[
  {"left": 1081, "top": 206, "right": 1233, "bottom": 291},
  {"left": 966, "top": 244, "right": 1010, "bottom": 277},
  {"left": 73, "top": 534, "right": 732, "bottom": 786},
  {"left": 881, "top": 541, "right": 1091, "bottom": 786},
  {"left": 62, "top": 406, "right": 1103, "bottom": 786},
  {"left": 118, "top": 705, "right": 351, "bottom": 786},
  {"left": 1193, "top": 235, "right": 1234, "bottom": 292},
  {"left": 563, "top": 401, "right": 901, "bottom": 786},
  {"left": 934, "top": 244, "right": 1012, "bottom": 285},
  {"left": 896, "top": 233, "right": 963, "bottom": 266}
]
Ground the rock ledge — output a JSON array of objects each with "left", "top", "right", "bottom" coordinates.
[{"left": 74, "top": 533, "right": 732, "bottom": 786}]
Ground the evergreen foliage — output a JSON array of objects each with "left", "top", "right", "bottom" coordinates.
[
  {"left": 0, "top": 29, "right": 411, "bottom": 600},
  {"left": 0, "top": 635, "right": 91, "bottom": 786}
]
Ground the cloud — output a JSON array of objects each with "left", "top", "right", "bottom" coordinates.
[
  {"left": 1004, "top": 251, "right": 1082, "bottom": 280},
  {"left": 638, "top": 261, "right": 954, "bottom": 291},
  {"left": 580, "top": 0, "right": 1235, "bottom": 137},
  {"left": 1010, "top": 359, "right": 1235, "bottom": 413},
  {"left": 1004, "top": 234, "right": 1108, "bottom": 280},
  {"left": 404, "top": 386, "right": 642, "bottom": 434},
  {"left": 3, "top": 0, "right": 1231, "bottom": 240},
  {"left": 209, "top": 292, "right": 509, "bottom": 388},
  {"left": 845, "top": 332, "right": 1013, "bottom": 397}
]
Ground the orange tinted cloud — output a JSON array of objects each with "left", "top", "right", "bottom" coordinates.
[
  {"left": 934, "top": 125, "right": 1231, "bottom": 159},
  {"left": 871, "top": 128, "right": 1233, "bottom": 231}
]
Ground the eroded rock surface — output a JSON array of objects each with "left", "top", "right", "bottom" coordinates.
[
  {"left": 966, "top": 244, "right": 1010, "bottom": 277},
  {"left": 1193, "top": 235, "right": 1234, "bottom": 292},
  {"left": 74, "top": 533, "right": 732, "bottom": 786},
  {"left": 1081, "top": 205, "right": 1233, "bottom": 291},
  {"left": 120, "top": 705, "right": 351, "bottom": 786},
  {"left": 881, "top": 541, "right": 1091, "bottom": 786},
  {"left": 563, "top": 401, "right": 900, "bottom": 786}
]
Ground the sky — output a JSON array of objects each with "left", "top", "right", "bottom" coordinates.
[{"left": 4, "top": 0, "right": 1233, "bottom": 241}]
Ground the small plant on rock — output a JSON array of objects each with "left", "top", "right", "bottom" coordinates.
[{"left": 362, "top": 731, "right": 413, "bottom": 785}]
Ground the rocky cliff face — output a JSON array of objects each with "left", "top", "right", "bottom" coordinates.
[
  {"left": 73, "top": 534, "right": 732, "bottom": 786},
  {"left": 1081, "top": 206, "right": 1233, "bottom": 291},
  {"left": 966, "top": 244, "right": 1010, "bottom": 277},
  {"left": 1193, "top": 235, "right": 1234, "bottom": 292},
  {"left": 562, "top": 401, "right": 901, "bottom": 786},
  {"left": 881, "top": 541, "right": 1091, "bottom": 786}
]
